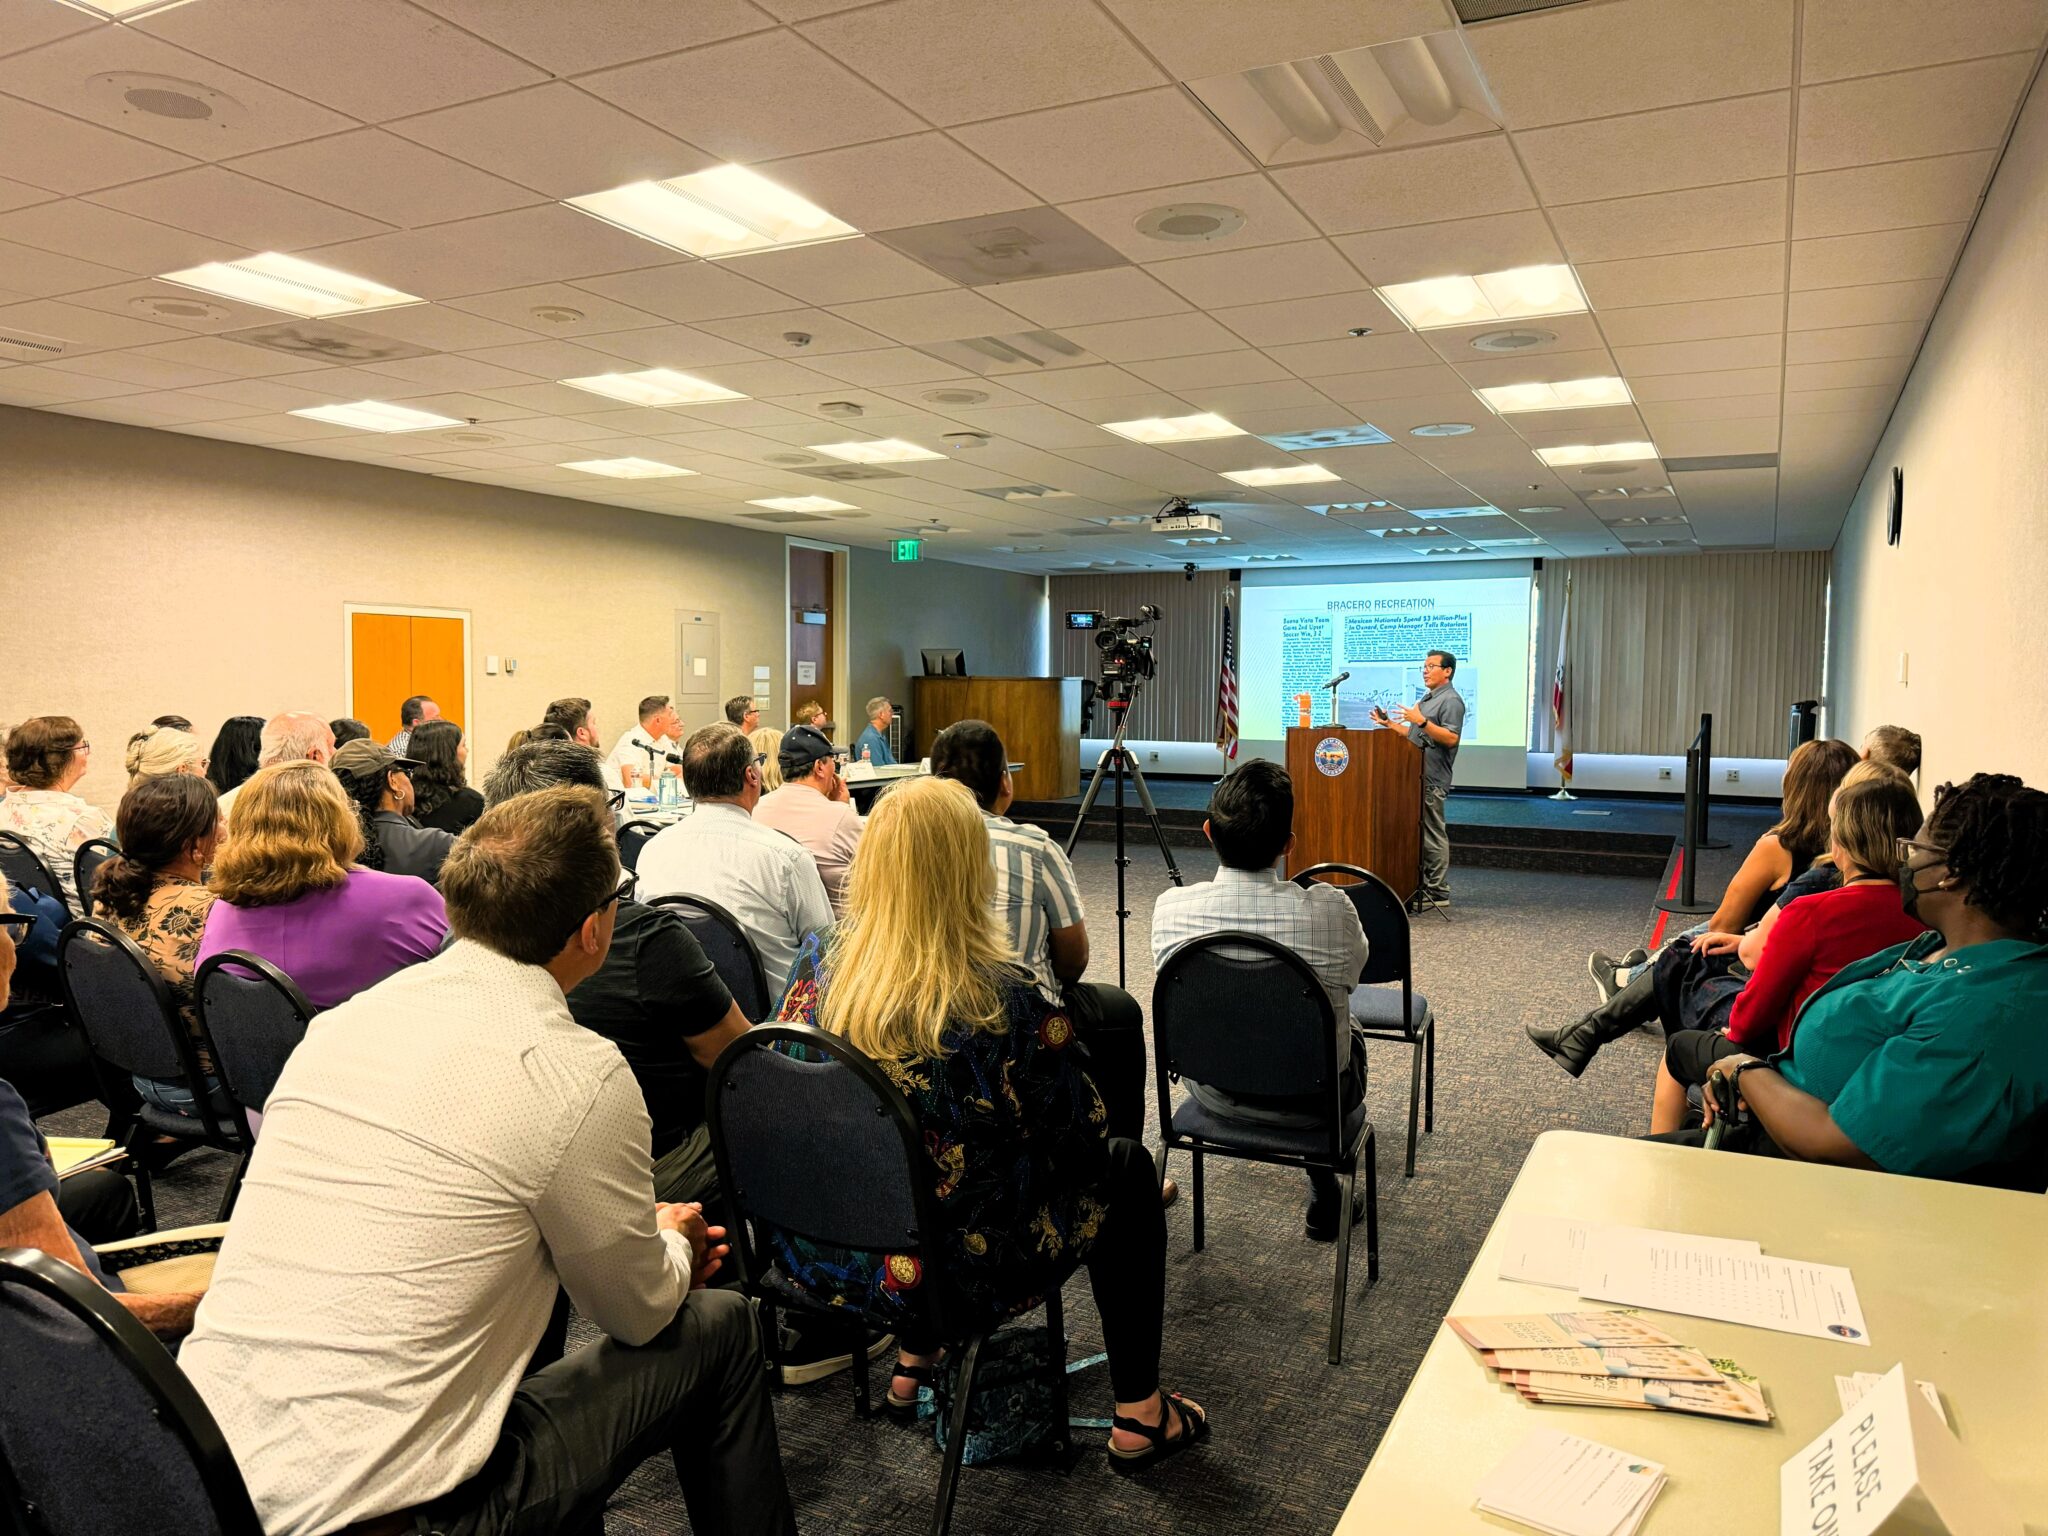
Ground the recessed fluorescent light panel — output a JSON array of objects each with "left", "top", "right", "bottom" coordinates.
[
  {"left": 51, "top": 0, "right": 196, "bottom": 16},
  {"left": 565, "top": 165, "right": 858, "bottom": 259},
  {"left": 159, "top": 253, "right": 421, "bottom": 319},
  {"left": 560, "top": 457, "right": 698, "bottom": 478},
  {"left": 1222, "top": 464, "right": 1341, "bottom": 487},
  {"left": 1098, "top": 412, "right": 1245, "bottom": 444},
  {"left": 288, "top": 400, "right": 462, "bottom": 433},
  {"left": 1476, "top": 377, "right": 1633, "bottom": 414},
  {"left": 747, "top": 496, "right": 858, "bottom": 513},
  {"left": 560, "top": 368, "right": 748, "bottom": 406},
  {"left": 1535, "top": 441, "right": 1659, "bottom": 467},
  {"left": 810, "top": 439, "right": 946, "bottom": 464},
  {"left": 1375, "top": 264, "right": 1588, "bottom": 331}
]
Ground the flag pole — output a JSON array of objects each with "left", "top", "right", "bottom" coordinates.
[{"left": 1549, "top": 568, "right": 1576, "bottom": 800}]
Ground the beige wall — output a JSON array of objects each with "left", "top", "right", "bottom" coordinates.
[
  {"left": 846, "top": 545, "right": 1049, "bottom": 725},
  {"left": 1828, "top": 68, "right": 2048, "bottom": 791},
  {"left": 0, "top": 404, "right": 798, "bottom": 819}
]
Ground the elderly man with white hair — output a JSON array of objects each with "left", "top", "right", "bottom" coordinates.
[{"left": 217, "top": 712, "right": 334, "bottom": 818}]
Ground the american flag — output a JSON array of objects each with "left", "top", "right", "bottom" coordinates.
[
  {"left": 1551, "top": 570, "right": 1573, "bottom": 783},
  {"left": 1215, "top": 594, "right": 1239, "bottom": 760}
]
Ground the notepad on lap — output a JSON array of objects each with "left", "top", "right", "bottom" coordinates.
[
  {"left": 46, "top": 1137, "right": 122, "bottom": 1179},
  {"left": 1475, "top": 1429, "right": 1667, "bottom": 1536}
]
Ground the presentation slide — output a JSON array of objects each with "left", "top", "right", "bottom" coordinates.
[{"left": 1238, "top": 571, "right": 1534, "bottom": 763}]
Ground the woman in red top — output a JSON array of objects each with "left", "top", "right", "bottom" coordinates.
[{"left": 1649, "top": 771, "right": 1926, "bottom": 1133}]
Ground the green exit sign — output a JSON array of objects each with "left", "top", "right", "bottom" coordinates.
[{"left": 891, "top": 538, "right": 921, "bottom": 562}]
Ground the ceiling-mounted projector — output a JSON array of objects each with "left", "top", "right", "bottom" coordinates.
[{"left": 1153, "top": 496, "right": 1223, "bottom": 535}]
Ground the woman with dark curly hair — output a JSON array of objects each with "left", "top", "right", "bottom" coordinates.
[
  {"left": 330, "top": 738, "right": 455, "bottom": 884},
  {"left": 407, "top": 719, "right": 483, "bottom": 836},
  {"left": 205, "top": 716, "right": 265, "bottom": 796},
  {"left": 1692, "top": 772, "right": 2048, "bottom": 1186}
]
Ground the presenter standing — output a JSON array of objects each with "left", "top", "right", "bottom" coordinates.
[{"left": 1371, "top": 650, "right": 1464, "bottom": 911}]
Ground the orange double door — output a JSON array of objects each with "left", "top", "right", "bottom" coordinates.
[{"left": 349, "top": 610, "right": 467, "bottom": 743}]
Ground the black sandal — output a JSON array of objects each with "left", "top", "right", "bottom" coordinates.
[
  {"left": 1106, "top": 1391, "right": 1209, "bottom": 1473},
  {"left": 885, "top": 1357, "right": 944, "bottom": 1418}
]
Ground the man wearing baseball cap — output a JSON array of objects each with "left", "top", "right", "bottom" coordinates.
[
  {"left": 753, "top": 724, "right": 864, "bottom": 917},
  {"left": 331, "top": 737, "right": 457, "bottom": 884}
]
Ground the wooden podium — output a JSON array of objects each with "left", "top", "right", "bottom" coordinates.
[{"left": 1285, "top": 725, "right": 1421, "bottom": 895}]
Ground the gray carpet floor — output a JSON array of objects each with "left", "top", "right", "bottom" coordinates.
[{"left": 45, "top": 847, "right": 1676, "bottom": 1534}]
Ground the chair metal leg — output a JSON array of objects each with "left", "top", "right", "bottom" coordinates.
[
  {"left": 1365, "top": 1131, "right": 1380, "bottom": 1283},
  {"left": 1424, "top": 1018, "right": 1436, "bottom": 1134},
  {"left": 930, "top": 1334, "right": 986, "bottom": 1536},
  {"left": 1190, "top": 1150, "right": 1205, "bottom": 1252},
  {"left": 850, "top": 1316, "right": 872, "bottom": 1419},
  {"left": 1045, "top": 1287, "right": 1071, "bottom": 1459},
  {"left": 1404, "top": 1037, "right": 1423, "bottom": 1178},
  {"left": 215, "top": 1147, "right": 251, "bottom": 1221},
  {"left": 123, "top": 1129, "right": 157, "bottom": 1233},
  {"left": 1328, "top": 1163, "right": 1356, "bottom": 1364}
]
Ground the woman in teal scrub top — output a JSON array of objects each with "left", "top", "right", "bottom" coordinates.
[{"left": 1702, "top": 773, "right": 2048, "bottom": 1185}]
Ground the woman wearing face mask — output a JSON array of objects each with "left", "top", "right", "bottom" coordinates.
[{"left": 1695, "top": 773, "right": 2048, "bottom": 1186}]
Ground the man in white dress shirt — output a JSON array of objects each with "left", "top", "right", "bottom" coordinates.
[
  {"left": 606, "top": 694, "right": 684, "bottom": 790},
  {"left": 636, "top": 723, "right": 833, "bottom": 992},
  {"left": 178, "top": 785, "right": 793, "bottom": 1536}
]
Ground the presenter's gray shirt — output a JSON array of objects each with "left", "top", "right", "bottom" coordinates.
[{"left": 1408, "top": 682, "right": 1465, "bottom": 792}]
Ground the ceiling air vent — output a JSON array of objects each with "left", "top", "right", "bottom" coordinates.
[
  {"left": 791, "top": 465, "right": 908, "bottom": 483},
  {"left": 913, "top": 329, "right": 1094, "bottom": 376},
  {"left": 223, "top": 320, "right": 430, "bottom": 364},
  {"left": 0, "top": 328, "right": 69, "bottom": 362},
  {"left": 1453, "top": 0, "right": 1596, "bottom": 19},
  {"left": 974, "top": 484, "right": 1075, "bottom": 502},
  {"left": 876, "top": 207, "right": 1127, "bottom": 286}
]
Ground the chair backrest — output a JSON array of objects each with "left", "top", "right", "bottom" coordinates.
[
  {"left": 0, "top": 1246, "right": 263, "bottom": 1536},
  {"left": 195, "top": 951, "right": 315, "bottom": 1131},
  {"left": 648, "top": 893, "right": 773, "bottom": 1020},
  {"left": 1152, "top": 931, "right": 1345, "bottom": 1145},
  {"left": 0, "top": 831, "right": 65, "bottom": 907},
  {"left": 73, "top": 838, "right": 120, "bottom": 913},
  {"left": 616, "top": 819, "right": 664, "bottom": 873},
  {"left": 1293, "top": 861, "right": 1413, "bottom": 992},
  {"left": 706, "top": 1024, "right": 969, "bottom": 1333}
]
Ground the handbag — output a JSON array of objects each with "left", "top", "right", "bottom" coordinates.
[{"left": 922, "top": 1324, "right": 1086, "bottom": 1466}]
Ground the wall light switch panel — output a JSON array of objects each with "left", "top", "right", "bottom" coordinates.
[
  {"left": 1898, "top": 651, "right": 1909, "bottom": 685},
  {"left": 485, "top": 654, "right": 500, "bottom": 675}
]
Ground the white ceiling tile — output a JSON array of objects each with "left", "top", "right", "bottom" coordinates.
[
  {"left": 459, "top": 336, "right": 681, "bottom": 379},
  {"left": 226, "top": 130, "right": 542, "bottom": 230},
  {"left": 1800, "top": 0, "right": 2048, "bottom": 83},
  {"left": 570, "top": 323, "right": 767, "bottom": 370},
  {"left": 98, "top": 387, "right": 264, "bottom": 423},
  {"left": 1789, "top": 224, "right": 1966, "bottom": 290},
  {"left": 802, "top": 0, "right": 1164, "bottom": 125},
  {"left": 1783, "top": 321, "right": 1925, "bottom": 364},
  {"left": 0, "top": 238, "right": 138, "bottom": 299},
  {"left": 787, "top": 346, "right": 969, "bottom": 386},
  {"left": 1796, "top": 54, "right": 2035, "bottom": 171},
  {"left": 1424, "top": 311, "right": 1610, "bottom": 365},
  {"left": 126, "top": 335, "right": 334, "bottom": 377},
  {"left": 1123, "top": 351, "right": 1294, "bottom": 392},
  {"left": 445, "top": 283, "right": 667, "bottom": 338},
  {"left": 1550, "top": 180, "right": 1787, "bottom": 265},
  {"left": 0, "top": 175, "right": 54, "bottom": 214},
  {"left": 1172, "top": 378, "right": 1337, "bottom": 419},
  {"left": 1615, "top": 333, "right": 1784, "bottom": 376},
  {"left": 310, "top": 204, "right": 671, "bottom": 301},
  {"left": 764, "top": 134, "right": 1038, "bottom": 234},
  {"left": 951, "top": 89, "right": 1252, "bottom": 204},
  {"left": 991, "top": 364, "right": 1152, "bottom": 403},
  {"left": 1272, "top": 137, "right": 1538, "bottom": 236},
  {"left": 1454, "top": 347, "right": 1624, "bottom": 392},
  {"left": 1470, "top": 0, "right": 1792, "bottom": 130},
  {"left": 1599, "top": 294, "right": 1787, "bottom": 348},
  {"left": 1784, "top": 356, "right": 1909, "bottom": 391},
  {"left": 0, "top": 93, "right": 199, "bottom": 195},
  {"left": 1578, "top": 243, "right": 1787, "bottom": 309},
  {"left": 0, "top": 296, "right": 189, "bottom": 351},
  {"left": 1057, "top": 173, "right": 1321, "bottom": 263},
  {"left": 1629, "top": 365, "right": 1783, "bottom": 402},
  {"left": 478, "top": 381, "right": 628, "bottom": 415},
  {"left": 0, "top": 25, "right": 354, "bottom": 159},
  {"left": 828, "top": 288, "right": 1031, "bottom": 345},
  {"left": 0, "top": 364, "right": 144, "bottom": 402},
  {"left": 574, "top": 261, "right": 797, "bottom": 325},
  {"left": 581, "top": 29, "right": 922, "bottom": 163},
  {"left": 1210, "top": 290, "right": 1401, "bottom": 349},
  {"left": 1062, "top": 311, "right": 1261, "bottom": 363},
  {"left": 693, "top": 306, "right": 898, "bottom": 356},
  {"left": 345, "top": 303, "right": 540, "bottom": 353},
  {"left": 1785, "top": 280, "right": 1943, "bottom": 330},
  {"left": 410, "top": 0, "right": 773, "bottom": 75},
  {"left": 1317, "top": 362, "right": 1471, "bottom": 402},
  {"left": 1144, "top": 239, "right": 1366, "bottom": 311},
  {"left": 89, "top": 165, "right": 389, "bottom": 251},
  {"left": 1793, "top": 152, "right": 1998, "bottom": 240},
  {"left": 1784, "top": 384, "right": 1897, "bottom": 415},
  {"left": 944, "top": 402, "right": 1132, "bottom": 450},
  {"left": 1266, "top": 332, "right": 1441, "bottom": 378},
  {"left": 1516, "top": 94, "right": 1791, "bottom": 203},
  {"left": 1640, "top": 392, "right": 1783, "bottom": 425},
  {"left": 984, "top": 267, "right": 1190, "bottom": 328},
  {"left": 50, "top": 349, "right": 236, "bottom": 389},
  {"left": 136, "top": 0, "right": 547, "bottom": 121},
  {"left": 358, "top": 353, "right": 547, "bottom": 392},
  {"left": 718, "top": 239, "right": 952, "bottom": 308},
  {"left": 1094, "top": 0, "right": 1448, "bottom": 81},
  {"left": 389, "top": 83, "right": 716, "bottom": 201},
  {"left": 1648, "top": 416, "right": 1782, "bottom": 457},
  {"left": 1332, "top": 211, "right": 1561, "bottom": 287},
  {"left": 0, "top": 0, "right": 95, "bottom": 59},
  {"left": 0, "top": 198, "right": 235, "bottom": 274}
]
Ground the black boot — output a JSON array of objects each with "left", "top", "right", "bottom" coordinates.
[{"left": 1527, "top": 965, "right": 1660, "bottom": 1077}]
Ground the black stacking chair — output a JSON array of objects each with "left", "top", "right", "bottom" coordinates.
[
  {"left": 73, "top": 837, "right": 120, "bottom": 912},
  {"left": 56, "top": 919, "right": 247, "bottom": 1228},
  {"left": 1152, "top": 931, "right": 1378, "bottom": 1364},
  {"left": 195, "top": 950, "right": 315, "bottom": 1168},
  {"left": 616, "top": 819, "right": 664, "bottom": 873},
  {"left": 0, "top": 832, "right": 66, "bottom": 909},
  {"left": 1294, "top": 863, "right": 1437, "bottom": 1177},
  {"left": 0, "top": 1246, "right": 263, "bottom": 1536},
  {"left": 707, "top": 1024, "right": 1072, "bottom": 1536},
  {"left": 649, "top": 893, "right": 774, "bottom": 1020}
]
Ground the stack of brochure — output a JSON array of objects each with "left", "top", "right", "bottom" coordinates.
[
  {"left": 1449, "top": 1310, "right": 1771, "bottom": 1423},
  {"left": 1474, "top": 1429, "right": 1668, "bottom": 1536}
]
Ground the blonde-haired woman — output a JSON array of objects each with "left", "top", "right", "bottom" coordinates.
[
  {"left": 124, "top": 724, "right": 207, "bottom": 788},
  {"left": 748, "top": 725, "right": 785, "bottom": 792},
  {"left": 195, "top": 761, "right": 446, "bottom": 1010},
  {"left": 773, "top": 776, "right": 1207, "bottom": 1473}
]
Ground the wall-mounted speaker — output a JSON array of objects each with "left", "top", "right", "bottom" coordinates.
[{"left": 1887, "top": 466, "right": 1904, "bottom": 546}]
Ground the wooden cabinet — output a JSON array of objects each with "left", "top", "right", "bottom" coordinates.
[{"left": 912, "top": 677, "right": 1082, "bottom": 801}]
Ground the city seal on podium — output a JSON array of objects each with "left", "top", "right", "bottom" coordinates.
[{"left": 1313, "top": 736, "right": 1350, "bottom": 777}]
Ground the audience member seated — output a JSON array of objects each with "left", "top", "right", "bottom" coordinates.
[
  {"left": 725, "top": 694, "right": 761, "bottom": 733},
  {"left": 204, "top": 715, "right": 264, "bottom": 799},
  {"left": 92, "top": 774, "right": 227, "bottom": 1123},
  {"left": 333, "top": 738, "right": 458, "bottom": 884},
  {"left": 217, "top": 711, "right": 335, "bottom": 818},
  {"left": 1, "top": 715, "right": 114, "bottom": 913},
  {"left": 387, "top": 693, "right": 439, "bottom": 755},
  {"left": 1646, "top": 771, "right": 1926, "bottom": 1133},
  {"left": 1682, "top": 773, "right": 2048, "bottom": 1186},
  {"left": 775, "top": 777, "right": 1206, "bottom": 1470},
  {"left": 151, "top": 714, "right": 193, "bottom": 733},
  {"left": 407, "top": 718, "right": 484, "bottom": 836},
  {"left": 608, "top": 694, "right": 684, "bottom": 790},
  {"left": 196, "top": 762, "right": 446, "bottom": 1011},
  {"left": 124, "top": 724, "right": 206, "bottom": 787},
  {"left": 179, "top": 785, "right": 793, "bottom": 1536},
  {"left": 527, "top": 721, "right": 572, "bottom": 743},
  {"left": 792, "top": 699, "right": 832, "bottom": 737},
  {"left": 637, "top": 724, "right": 832, "bottom": 990},
  {"left": 329, "top": 716, "right": 372, "bottom": 747},
  {"left": 1862, "top": 722, "right": 1921, "bottom": 779},
  {"left": 1150, "top": 760, "right": 1370, "bottom": 1240},
  {"left": 931, "top": 720, "right": 1153, "bottom": 1154},
  {"left": 853, "top": 695, "right": 896, "bottom": 766},
  {"left": 750, "top": 726, "right": 785, "bottom": 791},
  {"left": 754, "top": 725, "right": 863, "bottom": 916},
  {"left": 543, "top": 695, "right": 607, "bottom": 761}
]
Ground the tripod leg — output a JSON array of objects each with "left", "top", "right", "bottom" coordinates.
[
  {"left": 1063, "top": 749, "right": 1115, "bottom": 856},
  {"left": 1123, "top": 761, "right": 1185, "bottom": 887}
]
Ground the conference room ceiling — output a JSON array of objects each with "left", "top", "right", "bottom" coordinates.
[{"left": 1, "top": 0, "right": 2041, "bottom": 576}]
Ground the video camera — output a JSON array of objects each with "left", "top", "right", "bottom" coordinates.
[{"left": 1067, "top": 604, "right": 1160, "bottom": 713}]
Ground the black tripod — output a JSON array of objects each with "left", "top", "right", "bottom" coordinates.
[{"left": 1063, "top": 683, "right": 1183, "bottom": 987}]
